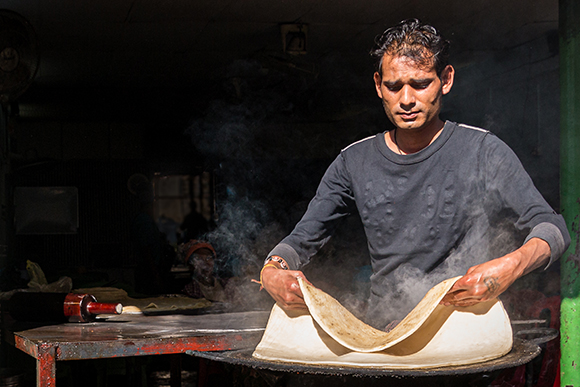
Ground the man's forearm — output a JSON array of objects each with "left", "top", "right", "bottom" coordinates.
[
  {"left": 441, "top": 237, "right": 551, "bottom": 307},
  {"left": 516, "top": 237, "right": 551, "bottom": 277}
]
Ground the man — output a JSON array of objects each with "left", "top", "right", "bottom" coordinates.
[
  {"left": 180, "top": 240, "right": 226, "bottom": 301},
  {"left": 260, "top": 19, "right": 570, "bottom": 328}
]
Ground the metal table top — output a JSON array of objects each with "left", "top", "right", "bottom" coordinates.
[
  {"left": 14, "top": 310, "right": 269, "bottom": 344},
  {"left": 11, "top": 310, "right": 270, "bottom": 387},
  {"left": 13, "top": 310, "right": 269, "bottom": 361}
]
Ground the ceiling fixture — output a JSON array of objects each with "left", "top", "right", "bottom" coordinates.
[{"left": 280, "top": 24, "right": 308, "bottom": 55}]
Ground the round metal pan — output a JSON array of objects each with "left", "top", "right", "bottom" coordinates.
[{"left": 187, "top": 338, "right": 540, "bottom": 377}]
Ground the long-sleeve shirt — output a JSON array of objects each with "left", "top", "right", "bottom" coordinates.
[{"left": 269, "top": 121, "right": 570, "bottom": 325}]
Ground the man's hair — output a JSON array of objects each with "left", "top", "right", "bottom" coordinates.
[{"left": 370, "top": 19, "right": 450, "bottom": 77}]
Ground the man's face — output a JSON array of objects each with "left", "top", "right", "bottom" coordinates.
[
  {"left": 374, "top": 54, "right": 454, "bottom": 132},
  {"left": 192, "top": 249, "right": 214, "bottom": 279}
]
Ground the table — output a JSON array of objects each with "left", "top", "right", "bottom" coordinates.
[{"left": 11, "top": 310, "right": 270, "bottom": 387}]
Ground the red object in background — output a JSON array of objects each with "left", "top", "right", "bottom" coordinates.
[
  {"left": 491, "top": 293, "right": 561, "bottom": 387},
  {"left": 526, "top": 296, "right": 561, "bottom": 387},
  {"left": 8, "top": 292, "right": 123, "bottom": 323},
  {"left": 63, "top": 293, "right": 123, "bottom": 323}
]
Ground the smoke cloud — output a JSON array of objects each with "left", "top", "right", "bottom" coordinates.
[{"left": 184, "top": 59, "right": 322, "bottom": 310}]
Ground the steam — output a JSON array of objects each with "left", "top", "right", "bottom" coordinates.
[
  {"left": 365, "top": 209, "right": 528, "bottom": 329},
  {"left": 183, "top": 57, "right": 372, "bottom": 311},
  {"left": 184, "top": 59, "right": 311, "bottom": 310}
]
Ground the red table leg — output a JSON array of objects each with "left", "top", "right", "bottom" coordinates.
[{"left": 36, "top": 343, "right": 56, "bottom": 387}]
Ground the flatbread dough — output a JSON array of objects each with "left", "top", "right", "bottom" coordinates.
[{"left": 253, "top": 277, "right": 513, "bottom": 369}]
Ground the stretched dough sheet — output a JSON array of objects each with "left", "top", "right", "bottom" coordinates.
[
  {"left": 253, "top": 277, "right": 513, "bottom": 369},
  {"left": 302, "top": 276, "right": 461, "bottom": 352}
]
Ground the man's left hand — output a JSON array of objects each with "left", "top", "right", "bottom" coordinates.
[{"left": 440, "top": 238, "right": 550, "bottom": 307}]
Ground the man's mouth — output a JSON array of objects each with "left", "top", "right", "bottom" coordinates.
[{"left": 399, "top": 111, "right": 419, "bottom": 120}]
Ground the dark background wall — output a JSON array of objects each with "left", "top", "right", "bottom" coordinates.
[{"left": 0, "top": 1, "right": 561, "bottom": 290}]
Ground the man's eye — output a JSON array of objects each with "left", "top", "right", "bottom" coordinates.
[
  {"left": 386, "top": 84, "right": 401, "bottom": 92},
  {"left": 413, "top": 82, "right": 430, "bottom": 89}
]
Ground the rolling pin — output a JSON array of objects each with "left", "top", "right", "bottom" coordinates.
[{"left": 7, "top": 292, "right": 123, "bottom": 323}]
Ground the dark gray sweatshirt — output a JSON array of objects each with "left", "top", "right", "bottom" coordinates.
[{"left": 269, "top": 121, "right": 570, "bottom": 324}]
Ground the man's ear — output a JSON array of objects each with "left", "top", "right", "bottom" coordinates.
[
  {"left": 441, "top": 65, "right": 455, "bottom": 95},
  {"left": 373, "top": 72, "right": 383, "bottom": 98}
]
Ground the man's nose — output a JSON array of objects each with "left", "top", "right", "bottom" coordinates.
[{"left": 399, "top": 85, "right": 415, "bottom": 108}]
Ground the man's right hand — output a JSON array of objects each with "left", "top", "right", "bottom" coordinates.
[{"left": 261, "top": 265, "right": 309, "bottom": 310}]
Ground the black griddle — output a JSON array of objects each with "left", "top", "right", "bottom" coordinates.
[{"left": 187, "top": 338, "right": 540, "bottom": 377}]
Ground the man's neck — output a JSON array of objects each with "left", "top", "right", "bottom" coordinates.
[{"left": 385, "top": 119, "right": 445, "bottom": 155}]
